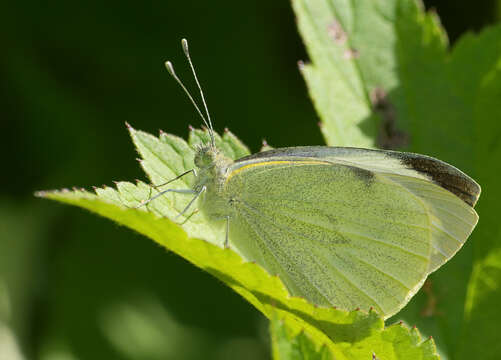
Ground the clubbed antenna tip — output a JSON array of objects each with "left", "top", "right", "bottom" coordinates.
[
  {"left": 164, "top": 39, "right": 216, "bottom": 148},
  {"left": 164, "top": 61, "right": 175, "bottom": 76},
  {"left": 181, "top": 38, "right": 189, "bottom": 54}
]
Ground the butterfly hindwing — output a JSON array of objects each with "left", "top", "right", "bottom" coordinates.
[{"left": 225, "top": 158, "right": 436, "bottom": 317}]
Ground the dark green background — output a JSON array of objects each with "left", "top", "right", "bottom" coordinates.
[{"left": 1, "top": 1, "right": 499, "bottom": 359}]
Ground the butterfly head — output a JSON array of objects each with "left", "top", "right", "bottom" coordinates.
[{"left": 194, "top": 144, "right": 220, "bottom": 169}]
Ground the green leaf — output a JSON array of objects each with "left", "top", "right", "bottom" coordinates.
[
  {"left": 460, "top": 247, "right": 501, "bottom": 359},
  {"left": 37, "top": 125, "right": 439, "bottom": 359},
  {"left": 271, "top": 314, "right": 439, "bottom": 360},
  {"left": 293, "top": 0, "right": 501, "bottom": 358},
  {"left": 457, "top": 36, "right": 501, "bottom": 359},
  {"left": 292, "top": 0, "right": 376, "bottom": 148},
  {"left": 270, "top": 317, "right": 333, "bottom": 360},
  {"left": 293, "top": 0, "right": 448, "bottom": 149}
]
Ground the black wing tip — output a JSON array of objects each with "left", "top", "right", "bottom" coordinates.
[{"left": 391, "top": 152, "right": 480, "bottom": 207}]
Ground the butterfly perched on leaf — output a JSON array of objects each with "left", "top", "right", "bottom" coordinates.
[{"left": 140, "top": 39, "right": 480, "bottom": 319}]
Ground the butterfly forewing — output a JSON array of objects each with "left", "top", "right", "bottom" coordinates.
[{"left": 234, "top": 146, "right": 480, "bottom": 275}]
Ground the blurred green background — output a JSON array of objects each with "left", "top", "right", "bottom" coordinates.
[{"left": 1, "top": 1, "right": 499, "bottom": 359}]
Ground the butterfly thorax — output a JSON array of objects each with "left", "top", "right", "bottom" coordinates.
[{"left": 192, "top": 145, "right": 234, "bottom": 220}]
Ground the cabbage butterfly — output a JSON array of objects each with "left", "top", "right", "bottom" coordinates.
[{"left": 144, "top": 39, "right": 480, "bottom": 318}]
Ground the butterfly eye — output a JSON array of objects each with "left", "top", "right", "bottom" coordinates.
[{"left": 194, "top": 147, "right": 211, "bottom": 168}]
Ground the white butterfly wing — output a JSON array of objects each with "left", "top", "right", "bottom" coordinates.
[
  {"left": 222, "top": 147, "right": 479, "bottom": 318},
  {"left": 236, "top": 147, "right": 480, "bottom": 274}
]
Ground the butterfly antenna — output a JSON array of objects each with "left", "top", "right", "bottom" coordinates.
[
  {"left": 164, "top": 60, "right": 212, "bottom": 140},
  {"left": 181, "top": 39, "right": 216, "bottom": 148}
]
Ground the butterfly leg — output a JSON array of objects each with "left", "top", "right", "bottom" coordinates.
[
  {"left": 135, "top": 188, "right": 197, "bottom": 209},
  {"left": 144, "top": 186, "right": 154, "bottom": 213},
  {"left": 179, "top": 209, "right": 199, "bottom": 225},
  {"left": 152, "top": 169, "right": 196, "bottom": 190},
  {"left": 175, "top": 186, "right": 206, "bottom": 219},
  {"left": 136, "top": 168, "right": 197, "bottom": 209}
]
